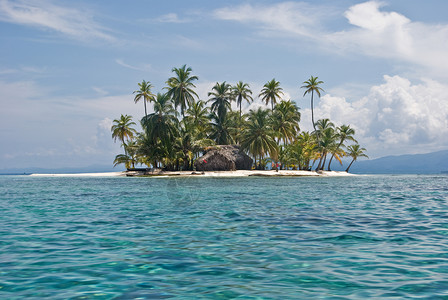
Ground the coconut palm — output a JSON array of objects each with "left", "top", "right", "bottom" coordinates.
[
  {"left": 315, "top": 118, "right": 334, "bottom": 133},
  {"left": 124, "top": 140, "right": 139, "bottom": 168},
  {"left": 292, "top": 131, "right": 318, "bottom": 170},
  {"left": 345, "top": 144, "right": 368, "bottom": 172},
  {"left": 225, "top": 110, "right": 242, "bottom": 143},
  {"left": 141, "top": 93, "right": 179, "bottom": 150},
  {"left": 327, "top": 125, "right": 357, "bottom": 171},
  {"left": 184, "top": 99, "right": 210, "bottom": 135},
  {"left": 166, "top": 64, "right": 199, "bottom": 117},
  {"left": 272, "top": 100, "right": 301, "bottom": 145},
  {"left": 240, "top": 107, "right": 278, "bottom": 169},
  {"left": 314, "top": 119, "right": 335, "bottom": 171},
  {"left": 301, "top": 76, "right": 324, "bottom": 132},
  {"left": 111, "top": 114, "right": 137, "bottom": 155},
  {"left": 232, "top": 81, "right": 253, "bottom": 127},
  {"left": 133, "top": 80, "right": 155, "bottom": 118},
  {"left": 207, "top": 81, "right": 233, "bottom": 120},
  {"left": 259, "top": 79, "right": 284, "bottom": 111},
  {"left": 113, "top": 140, "right": 139, "bottom": 169},
  {"left": 136, "top": 132, "right": 162, "bottom": 168},
  {"left": 316, "top": 127, "right": 337, "bottom": 171},
  {"left": 209, "top": 112, "right": 234, "bottom": 145},
  {"left": 113, "top": 154, "right": 132, "bottom": 169},
  {"left": 177, "top": 120, "right": 215, "bottom": 170}
]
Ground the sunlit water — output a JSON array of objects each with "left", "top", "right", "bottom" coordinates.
[{"left": 1, "top": 174, "right": 448, "bottom": 299}]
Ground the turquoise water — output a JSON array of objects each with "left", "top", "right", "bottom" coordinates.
[{"left": 1, "top": 175, "right": 448, "bottom": 299}]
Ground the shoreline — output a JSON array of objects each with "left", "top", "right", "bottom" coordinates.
[{"left": 29, "top": 170, "right": 356, "bottom": 178}]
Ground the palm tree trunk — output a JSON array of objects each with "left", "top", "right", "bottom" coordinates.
[
  {"left": 311, "top": 91, "right": 321, "bottom": 150},
  {"left": 328, "top": 140, "right": 344, "bottom": 171},
  {"left": 239, "top": 102, "right": 242, "bottom": 144},
  {"left": 144, "top": 100, "right": 147, "bottom": 118},
  {"left": 122, "top": 139, "right": 127, "bottom": 156},
  {"left": 316, "top": 151, "right": 325, "bottom": 171},
  {"left": 311, "top": 91, "right": 316, "bottom": 131},
  {"left": 322, "top": 153, "right": 328, "bottom": 170},
  {"left": 345, "top": 159, "right": 355, "bottom": 172},
  {"left": 316, "top": 158, "right": 321, "bottom": 171}
]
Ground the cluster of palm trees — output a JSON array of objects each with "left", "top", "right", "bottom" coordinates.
[{"left": 111, "top": 65, "right": 367, "bottom": 172}]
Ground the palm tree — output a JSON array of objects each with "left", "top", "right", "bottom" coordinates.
[
  {"left": 177, "top": 120, "right": 215, "bottom": 170},
  {"left": 184, "top": 99, "right": 210, "bottom": 135},
  {"left": 272, "top": 100, "right": 301, "bottom": 145},
  {"left": 316, "top": 126, "right": 337, "bottom": 171},
  {"left": 166, "top": 64, "right": 199, "bottom": 117},
  {"left": 345, "top": 144, "right": 368, "bottom": 172},
  {"left": 232, "top": 81, "right": 253, "bottom": 128},
  {"left": 259, "top": 79, "right": 284, "bottom": 111},
  {"left": 293, "top": 131, "right": 318, "bottom": 170},
  {"left": 315, "top": 118, "right": 334, "bottom": 133},
  {"left": 209, "top": 112, "right": 234, "bottom": 145},
  {"left": 207, "top": 81, "right": 233, "bottom": 120},
  {"left": 240, "top": 107, "right": 278, "bottom": 169},
  {"left": 111, "top": 114, "right": 137, "bottom": 155},
  {"left": 133, "top": 80, "right": 155, "bottom": 118},
  {"left": 141, "top": 93, "right": 179, "bottom": 151},
  {"left": 314, "top": 118, "right": 335, "bottom": 171},
  {"left": 301, "top": 76, "right": 324, "bottom": 132},
  {"left": 113, "top": 140, "right": 139, "bottom": 169},
  {"left": 113, "top": 154, "right": 132, "bottom": 169},
  {"left": 124, "top": 140, "right": 139, "bottom": 168},
  {"left": 327, "top": 125, "right": 357, "bottom": 171}
]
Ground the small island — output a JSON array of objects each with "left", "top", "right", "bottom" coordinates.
[{"left": 112, "top": 65, "right": 367, "bottom": 175}]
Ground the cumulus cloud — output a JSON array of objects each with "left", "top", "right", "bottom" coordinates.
[
  {"left": 302, "top": 75, "right": 448, "bottom": 157},
  {"left": 214, "top": 1, "right": 448, "bottom": 76},
  {"left": 331, "top": 1, "right": 448, "bottom": 72},
  {"left": 0, "top": 0, "right": 114, "bottom": 41}
]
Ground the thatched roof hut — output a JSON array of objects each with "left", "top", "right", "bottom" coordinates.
[{"left": 194, "top": 145, "right": 253, "bottom": 171}]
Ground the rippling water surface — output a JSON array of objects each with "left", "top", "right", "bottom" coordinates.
[{"left": 1, "top": 174, "right": 448, "bottom": 299}]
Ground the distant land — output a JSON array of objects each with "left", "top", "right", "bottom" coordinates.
[
  {"left": 334, "top": 150, "right": 448, "bottom": 174},
  {"left": 0, "top": 150, "right": 447, "bottom": 175},
  {"left": 0, "top": 164, "right": 125, "bottom": 175}
]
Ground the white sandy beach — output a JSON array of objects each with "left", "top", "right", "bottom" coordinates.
[{"left": 30, "top": 170, "right": 356, "bottom": 177}]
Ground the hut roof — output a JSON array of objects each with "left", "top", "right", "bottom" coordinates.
[{"left": 195, "top": 145, "right": 253, "bottom": 171}]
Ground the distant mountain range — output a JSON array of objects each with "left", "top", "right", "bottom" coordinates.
[
  {"left": 335, "top": 150, "right": 448, "bottom": 174},
  {"left": 0, "top": 164, "right": 124, "bottom": 175},
  {"left": 1, "top": 150, "right": 447, "bottom": 175}
]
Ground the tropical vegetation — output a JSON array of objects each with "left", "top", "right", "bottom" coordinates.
[{"left": 112, "top": 66, "right": 367, "bottom": 172}]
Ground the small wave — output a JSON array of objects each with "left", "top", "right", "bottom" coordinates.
[{"left": 308, "top": 234, "right": 382, "bottom": 244}]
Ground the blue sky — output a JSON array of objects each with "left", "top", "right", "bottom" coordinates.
[{"left": 1, "top": 0, "right": 448, "bottom": 169}]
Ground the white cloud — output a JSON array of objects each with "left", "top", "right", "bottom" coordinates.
[
  {"left": 303, "top": 75, "right": 448, "bottom": 157},
  {"left": 92, "top": 86, "right": 108, "bottom": 96},
  {"left": 94, "top": 117, "right": 119, "bottom": 154},
  {"left": 214, "top": 2, "right": 320, "bottom": 38},
  {"left": 0, "top": 0, "right": 114, "bottom": 41},
  {"left": 214, "top": 1, "right": 448, "bottom": 77},
  {"left": 156, "top": 13, "right": 189, "bottom": 23},
  {"left": 330, "top": 1, "right": 448, "bottom": 72},
  {"left": 345, "top": 1, "right": 410, "bottom": 31},
  {"left": 0, "top": 79, "right": 142, "bottom": 168},
  {"left": 115, "top": 59, "right": 151, "bottom": 72}
]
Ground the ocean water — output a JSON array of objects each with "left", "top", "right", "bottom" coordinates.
[{"left": 1, "top": 174, "right": 448, "bottom": 299}]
